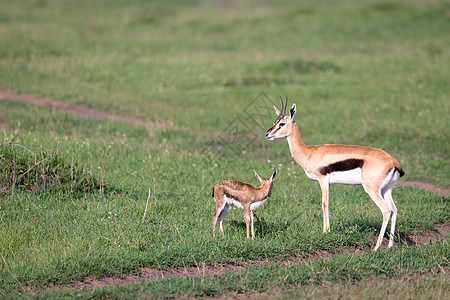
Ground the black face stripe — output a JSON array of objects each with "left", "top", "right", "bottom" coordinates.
[
  {"left": 318, "top": 159, "right": 364, "bottom": 175},
  {"left": 268, "top": 118, "right": 286, "bottom": 134},
  {"left": 272, "top": 126, "right": 281, "bottom": 134}
]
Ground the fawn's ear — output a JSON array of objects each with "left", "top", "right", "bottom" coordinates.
[
  {"left": 271, "top": 169, "right": 277, "bottom": 180},
  {"left": 254, "top": 170, "right": 264, "bottom": 183}
]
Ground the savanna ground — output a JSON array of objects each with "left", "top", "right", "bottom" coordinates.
[{"left": 0, "top": 0, "right": 449, "bottom": 298}]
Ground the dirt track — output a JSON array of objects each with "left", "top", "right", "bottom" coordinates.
[
  {"left": 27, "top": 223, "right": 448, "bottom": 293},
  {"left": 1, "top": 89, "right": 448, "bottom": 197},
  {"left": 0, "top": 89, "right": 180, "bottom": 131}
]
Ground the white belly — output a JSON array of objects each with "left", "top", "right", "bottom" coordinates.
[
  {"left": 225, "top": 195, "right": 243, "bottom": 209},
  {"left": 250, "top": 200, "right": 265, "bottom": 211},
  {"left": 224, "top": 196, "right": 266, "bottom": 211},
  {"left": 329, "top": 168, "right": 362, "bottom": 185}
]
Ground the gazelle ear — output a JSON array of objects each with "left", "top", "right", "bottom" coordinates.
[
  {"left": 254, "top": 170, "right": 263, "bottom": 183},
  {"left": 271, "top": 169, "right": 277, "bottom": 180},
  {"left": 289, "top": 103, "right": 296, "bottom": 122},
  {"left": 273, "top": 105, "right": 281, "bottom": 116}
]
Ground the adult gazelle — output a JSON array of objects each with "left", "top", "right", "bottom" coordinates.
[{"left": 265, "top": 97, "right": 404, "bottom": 251}]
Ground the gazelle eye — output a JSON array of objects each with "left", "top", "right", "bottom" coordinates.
[{"left": 279, "top": 123, "right": 285, "bottom": 127}]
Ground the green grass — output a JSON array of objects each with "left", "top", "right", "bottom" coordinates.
[
  {"left": 17, "top": 241, "right": 449, "bottom": 299},
  {"left": 0, "top": 103, "right": 448, "bottom": 297},
  {"left": 277, "top": 273, "right": 449, "bottom": 300},
  {"left": 0, "top": 0, "right": 449, "bottom": 298},
  {"left": 1, "top": 0, "right": 448, "bottom": 185}
]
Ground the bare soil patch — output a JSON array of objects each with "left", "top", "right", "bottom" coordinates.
[
  {"left": 26, "top": 223, "right": 449, "bottom": 293},
  {"left": 399, "top": 181, "right": 449, "bottom": 197},
  {"left": 0, "top": 89, "right": 181, "bottom": 131},
  {"left": 0, "top": 122, "right": 8, "bottom": 131}
]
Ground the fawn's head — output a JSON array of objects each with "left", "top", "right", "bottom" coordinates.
[
  {"left": 254, "top": 169, "right": 277, "bottom": 197},
  {"left": 265, "top": 96, "right": 296, "bottom": 141}
]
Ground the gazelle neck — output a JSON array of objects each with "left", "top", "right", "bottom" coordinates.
[
  {"left": 256, "top": 182, "right": 272, "bottom": 199},
  {"left": 286, "top": 123, "right": 309, "bottom": 168}
]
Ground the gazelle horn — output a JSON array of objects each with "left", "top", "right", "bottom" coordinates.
[
  {"left": 284, "top": 97, "right": 288, "bottom": 115},
  {"left": 279, "top": 96, "right": 284, "bottom": 116}
]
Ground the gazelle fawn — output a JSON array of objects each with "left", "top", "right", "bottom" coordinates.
[
  {"left": 265, "top": 97, "right": 404, "bottom": 251},
  {"left": 212, "top": 170, "right": 277, "bottom": 239}
]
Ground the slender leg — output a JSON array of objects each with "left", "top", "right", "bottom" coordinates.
[
  {"left": 250, "top": 211, "right": 254, "bottom": 239},
  {"left": 374, "top": 209, "right": 391, "bottom": 251},
  {"left": 213, "top": 203, "right": 231, "bottom": 237},
  {"left": 212, "top": 204, "right": 223, "bottom": 238},
  {"left": 379, "top": 169, "right": 399, "bottom": 248},
  {"left": 319, "top": 178, "right": 330, "bottom": 233},
  {"left": 244, "top": 205, "right": 251, "bottom": 239},
  {"left": 218, "top": 203, "right": 232, "bottom": 236},
  {"left": 383, "top": 189, "right": 397, "bottom": 248},
  {"left": 364, "top": 186, "right": 392, "bottom": 251}
]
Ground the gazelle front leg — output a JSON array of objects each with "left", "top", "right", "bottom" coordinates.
[
  {"left": 318, "top": 177, "right": 331, "bottom": 233},
  {"left": 243, "top": 205, "right": 252, "bottom": 239}
]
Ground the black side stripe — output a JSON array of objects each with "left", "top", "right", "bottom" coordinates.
[{"left": 318, "top": 159, "right": 364, "bottom": 175}]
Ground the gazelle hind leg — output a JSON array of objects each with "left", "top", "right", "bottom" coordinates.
[
  {"left": 213, "top": 203, "right": 231, "bottom": 237},
  {"left": 383, "top": 189, "right": 397, "bottom": 248},
  {"left": 212, "top": 202, "right": 223, "bottom": 238},
  {"left": 380, "top": 168, "right": 400, "bottom": 248},
  {"left": 364, "top": 185, "right": 392, "bottom": 251},
  {"left": 218, "top": 203, "right": 232, "bottom": 236}
]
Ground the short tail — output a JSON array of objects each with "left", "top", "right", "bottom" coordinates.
[
  {"left": 212, "top": 187, "right": 215, "bottom": 198},
  {"left": 395, "top": 167, "right": 405, "bottom": 177}
]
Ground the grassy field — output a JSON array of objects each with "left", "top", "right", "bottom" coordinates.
[{"left": 0, "top": 0, "right": 449, "bottom": 298}]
